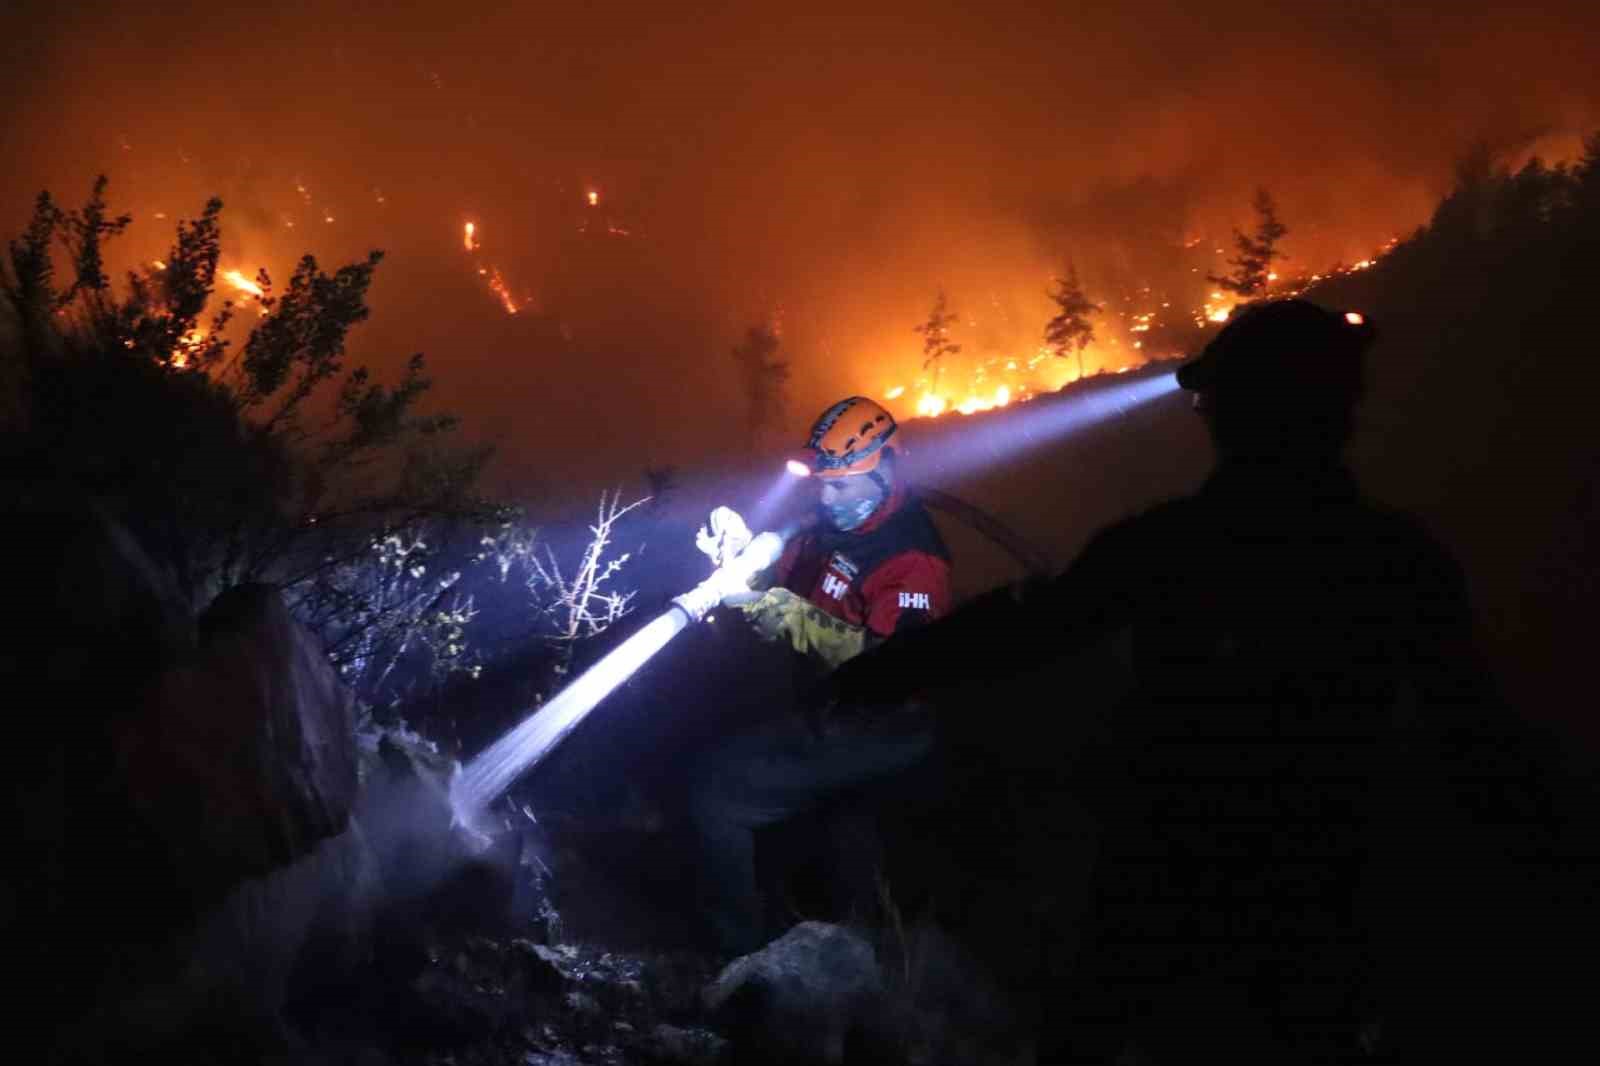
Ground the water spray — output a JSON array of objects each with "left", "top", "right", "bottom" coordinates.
[{"left": 449, "top": 527, "right": 788, "bottom": 825}]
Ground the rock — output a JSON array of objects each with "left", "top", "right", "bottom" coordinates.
[
  {"left": 408, "top": 934, "right": 570, "bottom": 1043},
  {"left": 642, "top": 1023, "right": 730, "bottom": 1065},
  {"left": 510, "top": 939, "right": 573, "bottom": 1004},
  {"left": 565, "top": 989, "right": 602, "bottom": 1016},
  {"left": 888, "top": 921, "right": 1028, "bottom": 1066},
  {"left": 0, "top": 497, "right": 192, "bottom": 1050},
  {"left": 703, "top": 922, "right": 883, "bottom": 1064},
  {"left": 523, "top": 1052, "right": 585, "bottom": 1066},
  {"left": 119, "top": 583, "right": 358, "bottom": 908},
  {"left": 46, "top": 580, "right": 370, "bottom": 1056},
  {"left": 59, "top": 816, "right": 384, "bottom": 1061},
  {"left": 3, "top": 491, "right": 196, "bottom": 696}
]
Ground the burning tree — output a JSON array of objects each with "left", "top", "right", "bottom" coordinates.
[
  {"left": 0, "top": 177, "right": 513, "bottom": 707},
  {"left": 731, "top": 323, "right": 789, "bottom": 448},
  {"left": 914, "top": 288, "right": 961, "bottom": 390},
  {"left": 1044, "top": 263, "right": 1099, "bottom": 381},
  {"left": 1209, "top": 187, "right": 1289, "bottom": 298}
]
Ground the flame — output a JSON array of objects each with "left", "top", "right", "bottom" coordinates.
[
  {"left": 459, "top": 219, "right": 521, "bottom": 315},
  {"left": 895, "top": 340, "right": 1135, "bottom": 421},
  {"left": 223, "top": 269, "right": 264, "bottom": 299},
  {"left": 170, "top": 327, "right": 207, "bottom": 368},
  {"left": 486, "top": 267, "right": 518, "bottom": 315},
  {"left": 150, "top": 259, "right": 167, "bottom": 271},
  {"left": 587, "top": 190, "right": 599, "bottom": 206},
  {"left": 950, "top": 384, "right": 1014, "bottom": 415},
  {"left": 875, "top": 226, "right": 1403, "bottom": 422}
]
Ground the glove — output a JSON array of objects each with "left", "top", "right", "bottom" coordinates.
[
  {"left": 740, "top": 588, "right": 866, "bottom": 671},
  {"left": 695, "top": 506, "right": 752, "bottom": 569},
  {"left": 695, "top": 506, "right": 762, "bottom": 606}
]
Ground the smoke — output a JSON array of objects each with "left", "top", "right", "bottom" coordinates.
[{"left": 3, "top": 1, "right": 1598, "bottom": 493}]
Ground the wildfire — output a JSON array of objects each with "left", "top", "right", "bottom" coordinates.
[
  {"left": 486, "top": 267, "right": 519, "bottom": 315},
  {"left": 223, "top": 269, "right": 264, "bottom": 299},
  {"left": 459, "top": 219, "right": 520, "bottom": 315},
  {"left": 902, "top": 356, "right": 1056, "bottom": 420},
  {"left": 170, "top": 327, "right": 207, "bottom": 368},
  {"left": 886, "top": 227, "right": 1404, "bottom": 423}
]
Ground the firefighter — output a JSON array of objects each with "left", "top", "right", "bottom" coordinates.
[
  {"left": 827, "top": 300, "right": 1503, "bottom": 1062},
  {"left": 688, "top": 395, "right": 952, "bottom": 955}
]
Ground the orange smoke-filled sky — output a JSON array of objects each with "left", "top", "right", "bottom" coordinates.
[{"left": 3, "top": 1, "right": 1598, "bottom": 493}]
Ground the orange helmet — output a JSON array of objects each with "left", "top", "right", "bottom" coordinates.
[{"left": 791, "top": 396, "right": 899, "bottom": 479}]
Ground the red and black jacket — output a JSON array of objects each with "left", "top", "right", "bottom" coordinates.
[{"left": 772, "top": 484, "right": 953, "bottom": 638}]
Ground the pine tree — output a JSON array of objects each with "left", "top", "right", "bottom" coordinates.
[
  {"left": 731, "top": 324, "right": 789, "bottom": 447},
  {"left": 1045, "top": 263, "right": 1098, "bottom": 381},
  {"left": 913, "top": 289, "right": 961, "bottom": 390},
  {"left": 1209, "top": 187, "right": 1289, "bottom": 298}
]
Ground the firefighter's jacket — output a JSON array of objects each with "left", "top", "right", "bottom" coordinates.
[{"left": 770, "top": 482, "right": 953, "bottom": 640}]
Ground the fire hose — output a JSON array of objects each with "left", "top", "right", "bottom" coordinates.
[{"left": 450, "top": 493, "right": 1047, "bottom": 825}]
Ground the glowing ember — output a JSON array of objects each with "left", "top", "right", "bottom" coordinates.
[
  {"left": 150, "top": 259, "right": 166, "bottom": 271},
  {"left": 587, "top": 190, "right": 600, "bottom": 206},
  {"left": 885, "top": 385, "right": 906, "bottom": 399},
  {"left": 487, "top": 267, "right": 518, "bottom": 314},
  {"left": 463, "top": 221, "right": 478, "bottom": 251}
]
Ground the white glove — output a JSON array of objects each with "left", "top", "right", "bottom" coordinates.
[
  {"left": 695, "top": 506, "right": 753, "bottom": 569},
  {"left": 675, "top": 528, "right": 787, "bottom": 622}
]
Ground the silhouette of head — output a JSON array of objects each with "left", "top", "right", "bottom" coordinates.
[{"left": 1178, "top": 298, "right": 1376, "bottom": 462}]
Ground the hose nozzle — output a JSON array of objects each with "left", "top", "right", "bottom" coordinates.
[{"left": 673, "top": 530, "right": 785, "bottom": 623}]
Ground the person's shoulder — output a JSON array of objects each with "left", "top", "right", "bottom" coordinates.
[
  {"left": 1348, "top": 498, "right": 1467, "bottom": 587},
  {"left": 1094, "top": 494, "right": 1197, "bottom": 545},
  {"left": 1348, "top": 495, "right": 1450, "bottom": 551},
  {"left": 888, "top": 495, "right": 952, "bottom": 559}
]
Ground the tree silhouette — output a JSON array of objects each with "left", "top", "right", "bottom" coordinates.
[
  {"left": 914, "top": 288, "right": 961, "bottom": 389},
  {"left": 1044, "top": 263, "right": 1099, "bottom": 381},
  {"left": 731, "top": 323, "right": 789, "bottom": 448},
  {"left": 1209, "top": 187, "right": 1289, "bottom": 298}
]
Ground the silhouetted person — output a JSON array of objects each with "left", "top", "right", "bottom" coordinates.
[{"left": 830, "top": 299, "right": 1506, "bottom": 1063}]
